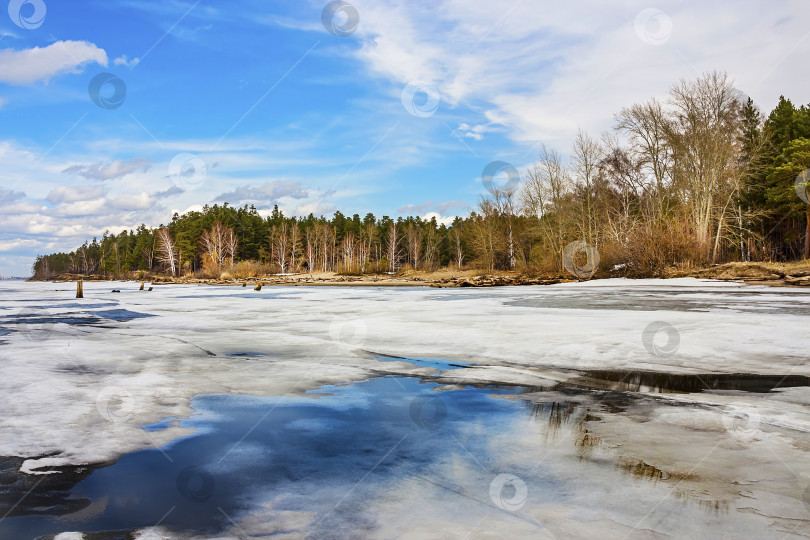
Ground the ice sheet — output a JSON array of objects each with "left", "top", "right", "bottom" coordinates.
[{"left": 2, "top": 278, "right": 810, "bottom": 538}]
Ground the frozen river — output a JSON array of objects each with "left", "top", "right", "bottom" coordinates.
[{"left": 1, "top": 279, "right": 810, "bottom": 539}]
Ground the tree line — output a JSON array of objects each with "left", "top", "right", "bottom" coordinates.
[{"left": 32, "top": 71, "right": 810, "bottom": 280}]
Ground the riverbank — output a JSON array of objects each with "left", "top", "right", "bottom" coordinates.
[{"left": 34, "top": 260, "right": 810, "bottom": 288}]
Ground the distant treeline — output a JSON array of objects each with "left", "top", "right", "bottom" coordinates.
[{"left": 32, "top": 71, "right": 810, "bottom": 279}]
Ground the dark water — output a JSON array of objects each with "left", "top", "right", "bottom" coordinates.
[
  {"left": 2, "top": 362, "right": 808, "bottom": 539},
  {"left": 0, "top": 377, "right": 539, "bottom": 539}
]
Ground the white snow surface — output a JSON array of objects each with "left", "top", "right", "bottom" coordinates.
[
  {"left": 4, "top": 278, "right": 810, "bottom": 538},
  {"left": 1, "top": 278, "right": 810, "bottom": 473}
]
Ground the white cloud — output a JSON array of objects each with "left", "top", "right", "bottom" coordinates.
[
  {"left": 113, "top": 55, "right": 140, "bottom": 68},
  {"left": 63, "top": 157, "right": 152, "bottom": 181},
  {"left": 0, "top": 41, "right": 108, "bottom": 85},
  {"left": 110, "top": 192, "right": 156, "bottom": 211},
  {"left": 422, "top": 212, "right": 457, "bottom": 227},
  {"left": 213, "top": 180, "right": 312, "bottom": 204},
  {"left": 350, "top": 0, "right": 810, "bottom": 150},
  {"left": 0, "top": 97, "right": 7, "bottom": 109},
  {"left": 45, "top": 185, "right": 105, "bottom": 205}
]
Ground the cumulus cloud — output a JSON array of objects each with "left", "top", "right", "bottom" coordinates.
[
  {"left": 45, "top": 185, "right": 105, "bottom": 205},
  {"left": 214, "top": 180, "right": 310, "bottom": 203},
  {"left": 422, "top": 212, "right": 457, "bottom": 226},
  {"left": 0, "top": 188, "right": 25, "bottom": 204},
  {"left": 294, "top": 200, "right": 337, "bottom": 217},
  {"left": 62, "top": 157, "right": 152, "bottom": 181},
  {"left": 0, "top": 41, "right": 108, "bottom": 84},
  {"left": 110, "top": 192, "right": 156, "bottom": 210}
]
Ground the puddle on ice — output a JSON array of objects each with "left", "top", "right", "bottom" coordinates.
[{"left": 2, "top": 365, "right": 808, "bottom": 539}]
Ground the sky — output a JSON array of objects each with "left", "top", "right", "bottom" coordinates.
[{"left": 0, "top": 0, "right": 808, "bottom": 276}]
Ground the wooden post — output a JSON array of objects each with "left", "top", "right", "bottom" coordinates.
[
  {"left": 140, "top": 281, "right": 144, "bottom": 291},
  {"left": 76, "top": 280, "right": 83, "bottom": 298}
]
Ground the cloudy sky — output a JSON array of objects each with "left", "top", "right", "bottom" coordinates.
[{"left": 0, "top": 0, "right": 808, "bottom": 275}]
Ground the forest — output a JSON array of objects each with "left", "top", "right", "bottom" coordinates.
[{"left": 31, "top": 71, "right": 810, "bottom": 280}]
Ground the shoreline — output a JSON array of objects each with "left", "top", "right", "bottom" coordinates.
[{"left": 29, "top": 260, "right": 810, "bottom": 288}]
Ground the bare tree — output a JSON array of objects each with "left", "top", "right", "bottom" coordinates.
[
  {"left": 156, "top": 227, "right": 178, "bottom": 276},
  {"left": 615, "top": 99, "right": 672, "bottom": 220},
  {"left": 667, "top": 70, "right": 741, "bottom": 259},
  {"left": 271, "top": 222, "right": 290, "bottom": 273},
  {"left": 386, "top": 223, "right": 400, "bottom": 272},
  {"left": 571, "top": 129, "right": 603, "bottom": 243},
  {"left": 405, "top": 222, "right": 422, "bottom": 269}
]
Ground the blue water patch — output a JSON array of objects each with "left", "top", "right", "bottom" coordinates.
[
  {"left": 92, "top": 309, "right": 156, "bottom": 322},
  {"left": 0, "top": 377, "right": 545, "bottom": 539}
]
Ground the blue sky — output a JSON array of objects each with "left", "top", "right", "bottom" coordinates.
[{"left": 0, "top": 0, "right": 808, "bottom": 275}]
